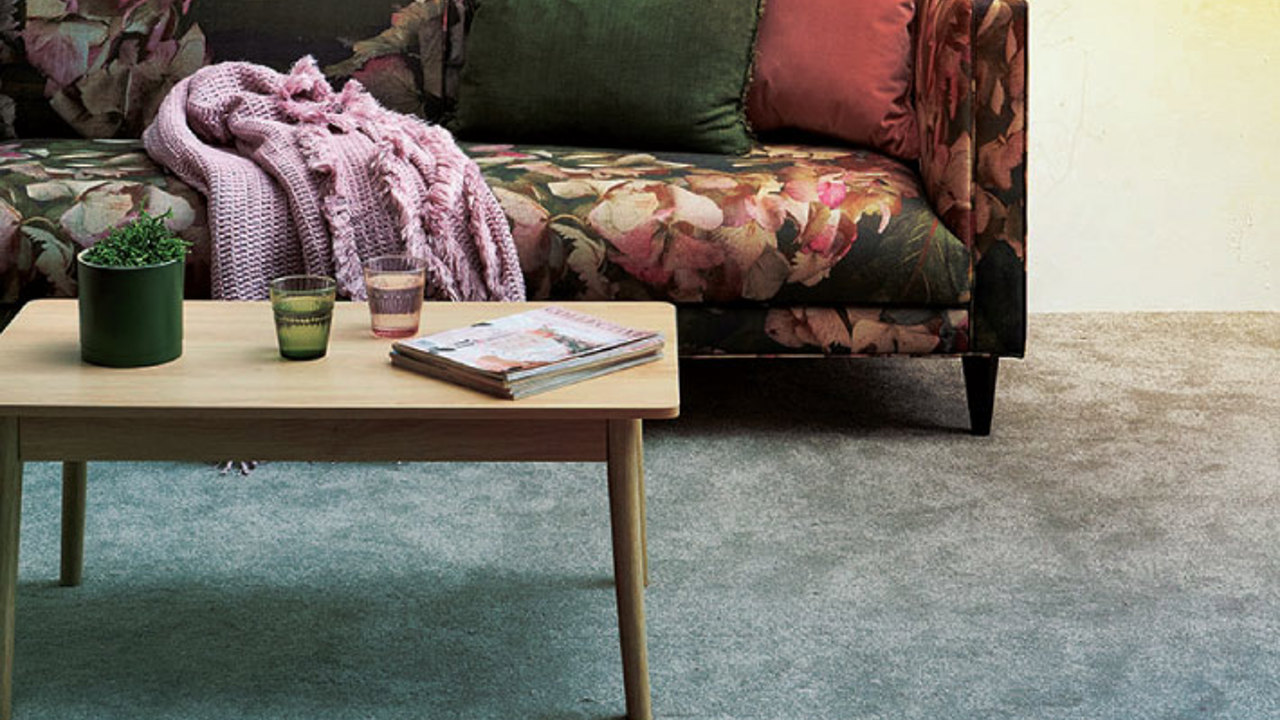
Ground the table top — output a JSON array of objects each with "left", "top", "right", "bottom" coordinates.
[{"left": 0, "top": 300, "right": 680, "bottom": 421}]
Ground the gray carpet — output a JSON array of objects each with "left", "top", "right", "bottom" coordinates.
[{"left": 12, "top": 312, "right": 1280, "bottom": 719}]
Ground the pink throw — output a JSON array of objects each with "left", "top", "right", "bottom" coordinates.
[{"left": 144, "top": 57, "right": 525, "bottom": 302}]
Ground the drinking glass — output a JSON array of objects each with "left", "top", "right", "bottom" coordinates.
[
  {"left": 363, "top": 255, "right": 427, "bottom": 338},
  {"left": 269, "top": 275, "right": 337, "bottom": 360}
]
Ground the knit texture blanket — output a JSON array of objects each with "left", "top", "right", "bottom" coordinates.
[{"left": 144, "top": 57, "right": 525, "bottom": 301}]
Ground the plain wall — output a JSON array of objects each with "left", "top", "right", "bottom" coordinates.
[{"left": 1028, "top": 0, "right": 1279, "bottom": 312}]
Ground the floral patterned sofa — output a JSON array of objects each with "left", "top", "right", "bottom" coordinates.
[{"left": 0, "top": 0, "right": 1027, "bottom": 434}]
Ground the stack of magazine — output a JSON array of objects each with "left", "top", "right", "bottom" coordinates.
[{"left": 389, "top": 306, "right": 664, "bottom": 399}]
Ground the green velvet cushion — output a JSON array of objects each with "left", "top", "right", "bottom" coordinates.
[{"left": 454, "top": 0, "right": 760, "bottom": 155}]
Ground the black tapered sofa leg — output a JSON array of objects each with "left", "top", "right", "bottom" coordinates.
[{"left": 962, "top": 356, "right": 999, "bottom": 436}]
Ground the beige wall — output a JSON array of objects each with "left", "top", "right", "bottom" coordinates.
[{"left": 1029, "top": 0, "right": 1280, "bottom": 311}]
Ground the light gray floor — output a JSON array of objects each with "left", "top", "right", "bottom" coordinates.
[{"left": 11, "top": 312, "right": 1280, "bottom": 719}]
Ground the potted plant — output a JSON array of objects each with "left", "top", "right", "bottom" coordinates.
[{"left": 77, "top": 211, "right": 191, "bottom": 367}]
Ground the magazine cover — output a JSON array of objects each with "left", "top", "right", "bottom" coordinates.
[{"left": 395, "top": 306, "right": 659, "bottom": 376}]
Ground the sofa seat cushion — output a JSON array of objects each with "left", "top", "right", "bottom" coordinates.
[
  {"left": 466, "top": 142, "right": 971, "bottom": 306},
  {"left": 1, "top": 138, "right": 972, "bottom": 313},
  {"left": 0, "top": 139, "right": 212, "bottom": 304}
]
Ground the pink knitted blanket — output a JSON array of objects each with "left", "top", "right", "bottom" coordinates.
[{"left": 144, "top": 57, "right": 525, "bottom": 302}]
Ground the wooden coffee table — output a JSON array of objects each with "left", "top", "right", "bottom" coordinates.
[{"left": 0, "top": 299, "right": 679, "bottom": 720}]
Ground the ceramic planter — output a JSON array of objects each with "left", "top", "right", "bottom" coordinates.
[{"left": 77, "top": 249, "right": 185, "bottom": 367}]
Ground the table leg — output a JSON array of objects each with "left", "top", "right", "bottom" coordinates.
[
  {"left": 1, "top": 419, "right": 23, "bottom": 720},
  {"left": 638, "top": 450, "right": 648, "bottom": 589},
  {"left": 61, "top": 462, "right": 87, "bottom": 587},
  {"left": 607, "top": 419, "right": 651, "bottom": 720}
]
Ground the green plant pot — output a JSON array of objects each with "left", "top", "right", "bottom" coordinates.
[{"left": 77, "top": 250, "right": 185, "bottom": 367}]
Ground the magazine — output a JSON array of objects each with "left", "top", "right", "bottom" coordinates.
[
  {"left": 390, "top": 349, "right": 662, "bottom": 399},
  {"left": 393, "top": 306, "right": 663, "bottom": 382}
]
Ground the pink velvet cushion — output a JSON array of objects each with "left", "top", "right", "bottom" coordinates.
[{"left": 747, "top": 0, "right": 920, "bottom": 160}]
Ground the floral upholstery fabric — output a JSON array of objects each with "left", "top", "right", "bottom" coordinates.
[
  {"left": 2, "top": 137, "right": 971, "bottom": 313},
  {"left": 1, "top": 0, "right": 455, "bottom": 139},
  {"left": 0, "top": 138, "right": 210, "bottom": 303},
  {"left": 324, "top": 0, "right": 469, "bottom": 124},
  {"left": 971, "top": 0, "right": 1027, "bottom": 354},
  {"left": 467, "top": 142, "right": 971, "bottom": 307},
  {"left": 681, "top": 305, "right": 968, "bottom": 357},
  {"left": 0, "top": 0, "right": 23, "bottom": 138},
  {"left": 19, "top": 0, "right": 206, "bottom": 138},
  {"left": 915, "top": 0, "right": 1027, "bottom": 355}
]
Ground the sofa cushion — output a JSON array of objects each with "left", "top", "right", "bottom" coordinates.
[
  {"left": 466, "top": 142, "right": 971, "bottom": 306},
  {"left": 454, "top": 0, "right": 760, "bottom": 154},
  {"left": 0, "top": 139, "right": 971, "bottom": 313},
  {"left": 0, "top": 139, "right": 211, "bottom": 304},
  {"left": 747, "top": 0, "right": 919, "bottom": 160}
]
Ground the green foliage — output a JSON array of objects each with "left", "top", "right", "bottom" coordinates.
[{"left": 81, "top": 211, "right": 191, "bottom": 268}]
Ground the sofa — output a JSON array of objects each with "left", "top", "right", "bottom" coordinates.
[{"left": 0, "top": 0, "right": 1027, "bottom": 434}]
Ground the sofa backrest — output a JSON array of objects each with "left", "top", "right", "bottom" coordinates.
[
  {"left": 0, "top": 0, "right": 457, "bottom": 139},
  {"left": 190, "top": 2, "right": 396, "bottom": 72},
  {"left": 6, "top": 0, "right": 931, "bottom": 153}
]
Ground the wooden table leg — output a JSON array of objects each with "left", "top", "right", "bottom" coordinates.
[
  {"left": 61, "top": 462, "right": 87, "bottom": 587},
  {"left": 1, "top": 419, "right": 23, "bottom": 720},
  {"left": 638, "top": 449, "right": 648, "bottom": 588},
  {"left": 607, "top": 419, "right": 652, "bottom": 720}
]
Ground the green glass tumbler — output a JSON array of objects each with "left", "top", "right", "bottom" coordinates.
[{"left": 269, "top": 275, "right": 337, "bottom": 360}]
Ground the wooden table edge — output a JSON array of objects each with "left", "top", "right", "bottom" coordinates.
[{"left": 0, "top": 406, "right": 681, "bottom": 421}]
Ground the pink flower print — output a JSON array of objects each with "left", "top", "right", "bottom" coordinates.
[
  {"left": 714, "top": 174, "right": 787, "bottom": 232},
  {"left": 587, "top": 181, "right": 722, "bottom": 287},
  {"left": 817, "top": 179, "right": 847, "bottom": 209},
  {"left": 764, "top": 308, "right": 851, "bottom": 351}
]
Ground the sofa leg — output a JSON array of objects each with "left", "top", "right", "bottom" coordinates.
[{"left": 962, "top": 356, "right": 999, "bottom": 436}]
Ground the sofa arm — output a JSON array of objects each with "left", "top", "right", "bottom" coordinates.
[{"left": 915, "top": 0, "right": 1027, "bottom": 356}]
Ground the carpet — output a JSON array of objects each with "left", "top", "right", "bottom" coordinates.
[{"left": 12, "top": 312, "right": 1280, "bottom": 719}]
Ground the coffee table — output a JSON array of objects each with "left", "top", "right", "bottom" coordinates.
[{"left": 0, "top": 299, "right": 679, "bottom": 720}]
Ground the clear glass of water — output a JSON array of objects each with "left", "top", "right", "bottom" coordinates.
[{"left": 363, "top": 255, "right": 427, "bottom": 338}]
